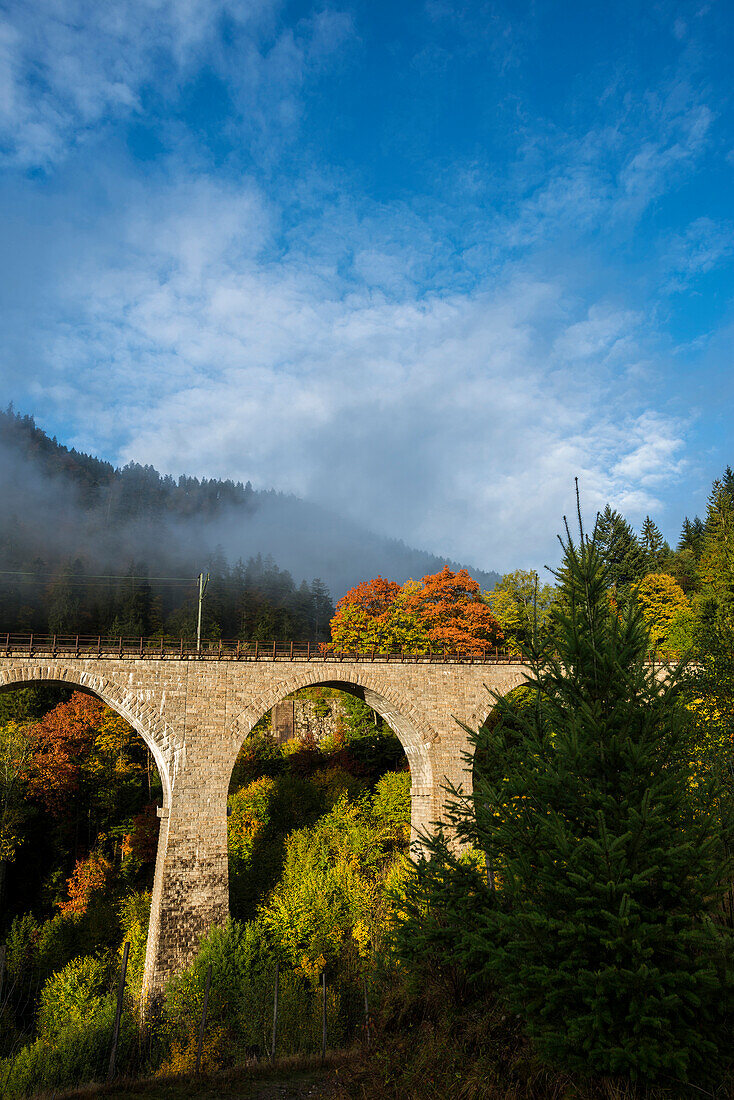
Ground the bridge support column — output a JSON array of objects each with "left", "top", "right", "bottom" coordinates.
[
  {"left": 409, "top": 786, "right": 433, "bottom": 854},
  {"left": 426, "top": 728, "right": 476, "bottom": 851},
  {"left": 141, "top": 794, "right": 229, "bottom": 1006}
]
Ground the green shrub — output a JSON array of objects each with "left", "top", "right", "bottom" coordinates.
[
  {"left": 0, "top": 996, "right": 134, "bottom": 1098},
  {"left": 37, "top": 954, "right": 109, "bottom": 1040},
  {"left": 372, "top": 771, "right": 410, "bottom": 836},
  {"left": 162, "top": 918, "right": 338, "bottom": 1063},
  {"left": 310, "top": 764, "right": 365, "bottom": 807},
  {"left": 34, "top": 902, "right": 119, "bottom": 984},
  {"left": 261, "top": 795, "right": 401, "bottom": 979},
  {"left": 163, "top": 919, "right": 268, "bottom": 1064},
  {"left": 228, "top": 773, "right": 327, "bottom": 920},
  {"left": 118, "top": 891, "right": 151, "bottom": 996},
  {"left": 5, "top": 913, "right": 38, "bottom": 981}
]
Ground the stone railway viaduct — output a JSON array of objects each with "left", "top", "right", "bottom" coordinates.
[{"left": 0, "top": 647, "right": 531, "bottom": 1003}]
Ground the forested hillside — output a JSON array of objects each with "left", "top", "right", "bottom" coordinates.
[{"left": 0, "top": 408, "right": 500, "bottom": 639}]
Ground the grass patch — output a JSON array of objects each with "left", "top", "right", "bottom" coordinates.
[{"left": 42, "top": 1049, "right": 361, "bottom": 1100}]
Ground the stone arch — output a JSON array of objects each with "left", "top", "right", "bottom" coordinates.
[
  {"left": 0, "top": 662, "right": 174, "bottom": 804},
  {"left": 226, "top": 664, "right": 438, "bottom": 842},
  {"left": 465, "top": 667, "right": 532, "bottom": 740}
]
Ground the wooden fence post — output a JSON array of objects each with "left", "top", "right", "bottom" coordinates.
[
  {"left": 321, "top": 969, "right": 327, "bottom": 1062},
  {"left": 107, "top": 941, "right": 130, "bottom": 1082},
  {"left": 363, "top": 974, "right": 370, "bottom": 1047},
  {"left": 195, "top": 963, "right": 212, "bottom": 1075},
  {"left": 271, "top": 960, "right": 279, "bottom": 1062}
]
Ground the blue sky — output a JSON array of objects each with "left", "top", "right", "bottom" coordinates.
[{"left": 1, "top": 0, "right": 732, "bottom": 573}]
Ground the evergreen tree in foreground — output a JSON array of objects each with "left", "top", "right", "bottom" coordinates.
[{"left": 446, "top": 502, "right": 732, "bottom": 1083}]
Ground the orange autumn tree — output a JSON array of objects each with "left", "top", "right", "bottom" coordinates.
[
  {"left": 28, "top": 692, "right": 100, "bottom": 819},
  {"left": 29, "top": 691, "right": 143, "bottom": 823},
  {"left": 27, "top": 690, "right": 154, "bottom": 887},
  {"left": 331, "top": 567, "right": 503, "bottom": 654},
  {"left": 404, "top": 566, "right": 504, "bottom": 652},
  {"left": 59, "top": 850, "right": 114, "bottom": 915},
  {"left": 328, "top": 577, "right": 423, "bottom": 652}
]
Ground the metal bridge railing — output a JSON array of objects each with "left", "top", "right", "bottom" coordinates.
[
  {"left": 0, "top": 633, "right": 684, "bottom": 665},
  {"left": 0, "top": 633, "right": 519, "bottom": 663}
]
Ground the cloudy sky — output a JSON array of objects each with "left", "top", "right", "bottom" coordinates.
[{"left": 1, "top": 0, "right": 732, "bottom": 573}]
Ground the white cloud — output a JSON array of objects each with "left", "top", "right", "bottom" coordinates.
[
  {"left": 0, "top": 3, "right": 714, "bottom": 576},
  {"left": 660, "top": 216, "right": 734, "bottom": 291},
  {"left": 0, "top": 0, "right": 353, "bottom": 167},
  {"left": 490, "top": 83, "right": 714, "bottom": 255},
  {"left": 23, "top": 173, "right": 686, "bottom": 574}
]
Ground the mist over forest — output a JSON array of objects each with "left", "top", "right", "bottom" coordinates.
[{"left": 0, "top": 408, "right": 499, "bottom": 637}]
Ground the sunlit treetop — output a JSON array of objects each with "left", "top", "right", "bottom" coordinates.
[{"left": 331, "top": 566, "right": 503, "bottom": 654}]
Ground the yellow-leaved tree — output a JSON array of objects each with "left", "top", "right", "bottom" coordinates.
[{"left": 632, "top": 572, "right": 692, "bottom": 652}]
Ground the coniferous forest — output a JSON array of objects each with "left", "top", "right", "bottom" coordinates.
[
  {"left": 0, "top": 407, "right": 499, "bottom": 641},
  {"left": 0, "top": 420, "right": 733, "bottom": 1096}
]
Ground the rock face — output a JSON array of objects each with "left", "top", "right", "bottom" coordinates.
[
  {"left": 271, "top": 691, "right": 362, "bottom": 744},
  {"left": 0, "top": 651, "right": 529, "bottom": 1004}
]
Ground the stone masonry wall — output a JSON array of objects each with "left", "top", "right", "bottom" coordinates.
[{"left": 0, "top": 653, "right": 530, "bottom": 1004}]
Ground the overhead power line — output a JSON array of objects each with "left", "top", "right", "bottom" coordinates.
[
  {"left": 0, "top": 571, "right": 313, "bottom": 594},
  {"left": 0, "top": 570, "right": 196, "bottom": 582}
]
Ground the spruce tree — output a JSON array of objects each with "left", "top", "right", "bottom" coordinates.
[
  {"left": 595, "top": 504, "right": 646, "bottom": 598},
  {"left": 678, "top": 516, "right": 705, "bottom": 560},
  {"left": 722, "top": 465, "right": 734, "bottom": 505},
  {"left": 640, "top": 515, "right": 669, "bottom": 573},
  {"left": 451, "top": 504, "right": 732, "bottom": 1084}
]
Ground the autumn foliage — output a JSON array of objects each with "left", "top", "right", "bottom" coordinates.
[
  {"left": 59, "top": 850, "right": 114, "bottom": 916},
  {"left": 122, "top": 804, "right": 160, "bottom": 864},
  {"left": 632, "top": 572, "right": 691, "bottom": 650},
  {"left": 28, "top": 692, "right": 98, "bottom": 818},
  {"left": 28, "top": 691, "right": 144, "bottom": 822},
  {"left": 330, "top": 566, "right": 503, "bottom": 654}
]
